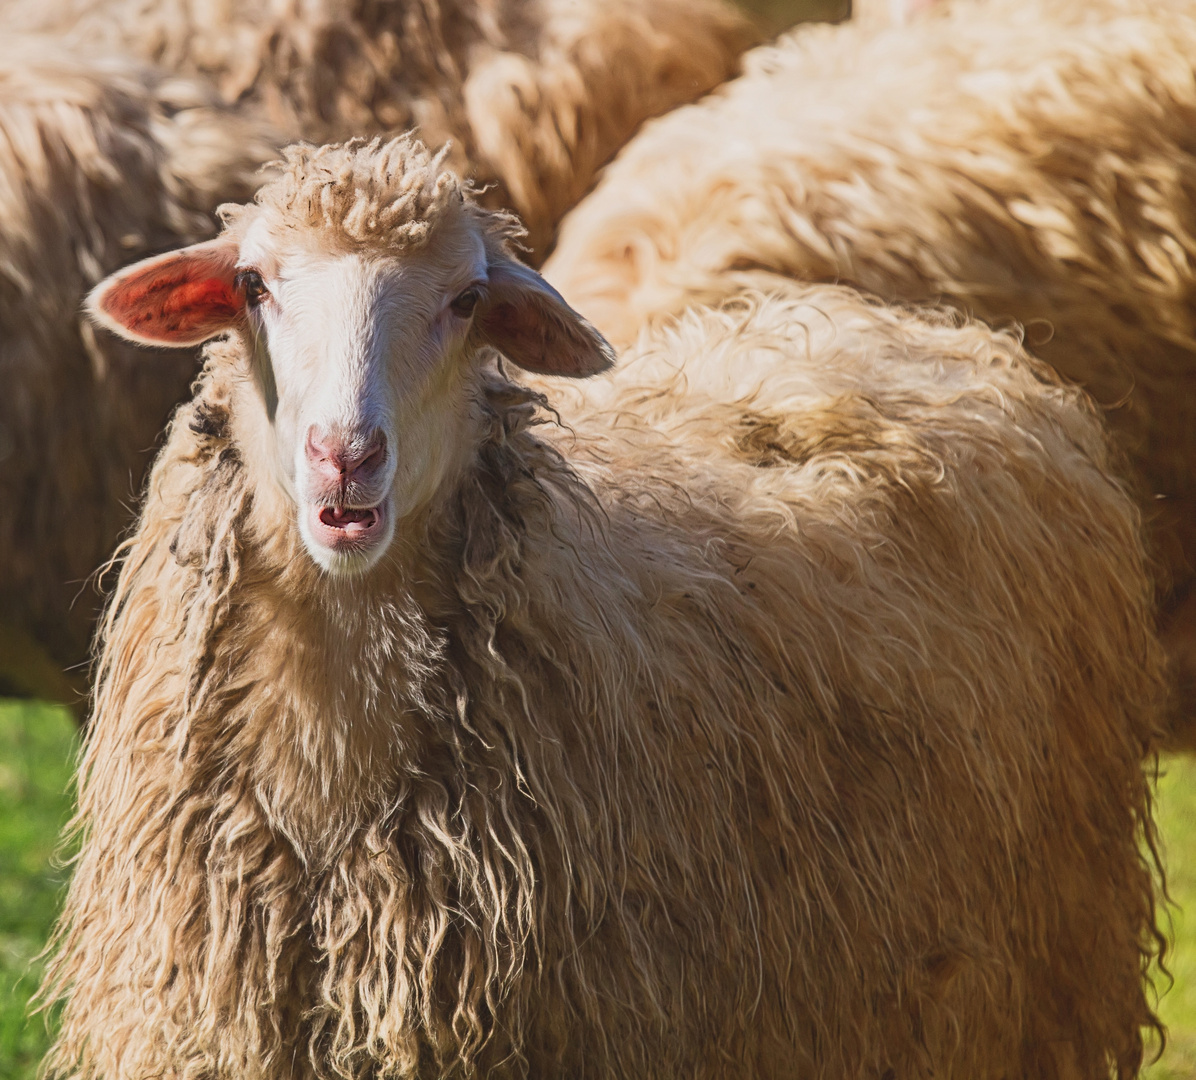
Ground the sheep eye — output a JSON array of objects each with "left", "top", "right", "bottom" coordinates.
[
  {"left": 235, "top": 269, "right": 268, "bottom": 306},
  {"left": 450, "top": 286, "right": 482, "bottom": 318}
]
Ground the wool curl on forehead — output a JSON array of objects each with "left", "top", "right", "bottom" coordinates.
[{"left": 218, "top": 135, "right": 526, "bottom": 250}]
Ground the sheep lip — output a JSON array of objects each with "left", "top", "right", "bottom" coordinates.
[{"left": 308, "top": 500, "right": 388, "bottom": 551}]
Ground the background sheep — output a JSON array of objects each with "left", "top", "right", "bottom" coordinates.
[
  {"left": 543, "top": 0, "right": 1196, "bottom": 735},
  {"left": 4, "top": 0, "right": 753, "bottom": 255},
  {"left": 0, "top": 34, "right": 276, "bottom": 701},
  {"left": 43, "top": 137, "right": 1162, "bottom": 1079}
]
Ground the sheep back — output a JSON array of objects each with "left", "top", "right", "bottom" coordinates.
[{"left": 9, "top": 0, "right": 753, "bottom": 255}]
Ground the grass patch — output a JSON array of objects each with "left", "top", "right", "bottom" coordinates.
[
  {"left": 735, "top": 0, "right": 849, "bottom": 34},
  {"left": 0, "top": 700, "right": 78, "bottom": 1080},
  {"left": 0, "top": 698, "right": 1195, "bottom": 1077},
  {"left": 1148, "top": 753, "right": 1196, "bottom": 1079}
]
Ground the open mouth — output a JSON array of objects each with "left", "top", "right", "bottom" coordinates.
[
  {"left": 319, "top": 506, "right": 378, "bottom": 534},
  {"left": 308, "top": 500, "right": 388, "bottom": 554}
]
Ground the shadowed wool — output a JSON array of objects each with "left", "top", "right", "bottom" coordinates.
[{"left": 6, "top": 0, "right": 753, "bottom": 255}]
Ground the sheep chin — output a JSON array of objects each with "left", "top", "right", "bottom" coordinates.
[{"left": 297, "top": 498, "right": 393, "bottom": 576}]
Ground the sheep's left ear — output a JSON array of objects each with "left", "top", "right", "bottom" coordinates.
[{"left": 475, "top": 259, "right": 615, "bottom": 377}]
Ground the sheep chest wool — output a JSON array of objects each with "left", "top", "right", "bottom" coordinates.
[{"left": 44, "top": 138, "right": 1164, "bottom": 1079}]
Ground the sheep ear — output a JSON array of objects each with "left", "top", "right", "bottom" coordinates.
[
  {"left": 87, "top": 238, "right": 244, "bottom": 348},
  {"left": 476, "top": 259, "right": 615, "bottom": 377}
]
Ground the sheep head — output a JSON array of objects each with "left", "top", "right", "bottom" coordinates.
[{"left": 87, "top": 137, "right": 615, "bottom": 575}]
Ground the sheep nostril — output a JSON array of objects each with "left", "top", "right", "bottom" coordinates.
[
  {"left": 357, "top": 436, "right": 386, "bottom": 476},
  {"left": 306, "top": 427, "right": 386, "bottom": 485},
  {"left": 305, "top": 427, "right": 332, "bottom": 466}
]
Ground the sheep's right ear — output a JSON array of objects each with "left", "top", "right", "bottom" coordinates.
[{"left": 87, "top": 238, "right": 245, "bottom": 347}]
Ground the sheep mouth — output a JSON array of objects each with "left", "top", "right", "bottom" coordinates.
[
  {"left": 308, "top": 500, "right": 388, "bottom": 553},
  {"left": 320, "top": 506, "right": 378, "bottom": 532}
]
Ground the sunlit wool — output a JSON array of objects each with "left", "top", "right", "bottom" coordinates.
[
  {"left": 7, "top": 0, "right": 752, "bottom": 255},
  {"left": 0, "top": 33, "right": 275, "bottom": 700},
  {"left": 544, "top": 0, "right": 1196, "bottom": 734},
  {"left": 42, "top": 138, "right": 1164, "bottom": 1079}
]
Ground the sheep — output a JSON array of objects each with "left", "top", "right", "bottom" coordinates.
[
  {"left": 542, "top": 0, "right": 1196, "bottom": 739},
  {"left": 40, "top": 135, "right": 1163, "bottom": 1079},
  {"left": 0, "top": 33, "right": 276, "bottom": 702},
  {"left": 6, "top": 0, "right": 754, "bottom": 257}
]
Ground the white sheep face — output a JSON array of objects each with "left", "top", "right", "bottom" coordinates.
[
  {"left": 234, "top": 216, "right": 488, "bottom": 573},
  {"left": 86, "top": 206, "right": 615, "bottom": 576}
]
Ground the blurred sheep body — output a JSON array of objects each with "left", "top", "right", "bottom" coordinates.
[
  {"left": 543, "top": 0, "right": 1196, "bottom": 724},
  {"left": 43, "top": 138, "right": 1162, "bottom": 1079},
  {"left": 0, "top": 34, "right": 275, "bottom": 699},
  {"left": 7, "top": 0, "right": 753, "bottom": 254}
]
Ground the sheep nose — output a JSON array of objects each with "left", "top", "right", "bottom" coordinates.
[{"left": 305, "top": 427, "right": 387, "bottom": 488}]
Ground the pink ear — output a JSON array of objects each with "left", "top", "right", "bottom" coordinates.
[
  {"left": 476, "top": 259, "right": 616, "bottom": 378},
  {"left": 87, "top": 238, "right": 244, "bottom": 347}
]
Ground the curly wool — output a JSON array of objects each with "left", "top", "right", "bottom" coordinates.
[
  {"left": 0, "top": 33, "right": 275, "bottom": 701},
  {"left": 850, "top": 0, "right": 935, "bottom": 28},
  {"left": 543, "top": 0, "right": 1196, "bottom": 732},
  {"left": 0, "top": 0, "right": 746, "bottom": 703},
  {"left": 6, "top": 0, "right": 753, "bottom": 255},
  {"left": 223, "top": 137, "right": 521, "bottom": 253},
  {"left": 42, "top": 275, "right": 1164, "bottom": 1078}
]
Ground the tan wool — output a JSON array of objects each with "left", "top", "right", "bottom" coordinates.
[
  {"left": 6, "top": 0, "right": 753, "bottom": 255},
  {"left": 0, "top": 0, "right": 752, "bottom": 702}
]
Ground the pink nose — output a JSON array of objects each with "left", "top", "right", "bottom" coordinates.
[{"left": 305, "top": 427, "right": 387, "bottom": 489}]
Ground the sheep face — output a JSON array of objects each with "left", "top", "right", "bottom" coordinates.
[
  {"left": 86, "top": 168, "right": 615, "bottom": 575},
  {"left": 232, "top": 213, "right": 492, "bottom": 574}
]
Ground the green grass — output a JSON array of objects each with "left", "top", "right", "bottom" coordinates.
[
  {"left": 734, "top": 0, "right": 849, "bottom": 34},
  {"left": 0, "top": 700, "right": 78, "bottom": 1080},
  {"left": 1, "top": 699, "right": 1196, "bottom": 1077},
  {"left": 1148, "top": 754, "right": 1196, "bottom": 1079}
]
